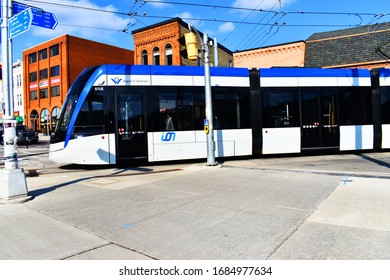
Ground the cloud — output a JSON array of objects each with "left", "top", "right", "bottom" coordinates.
[
  {"left": 145, "top": 0, "right": 170, "bottom": 9},
  {"left": 175, "top": 11, "right": 203, "bottom": 29},
  {"left": 218, "top": 22, "right": 235, "bottom": 33},
  {"left": 232, "top": 0, "right": 295, "bottom": 10},
  {"left": 29, "top": 0, "right": 129, "bottom": 44}
]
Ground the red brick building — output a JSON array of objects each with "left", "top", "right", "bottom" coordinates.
[
  {"left": 132, "top": 18, "right": 233, "bottom": 67},
  {"left": 22, "top": 34, "right": 134, "bottom": 132}
]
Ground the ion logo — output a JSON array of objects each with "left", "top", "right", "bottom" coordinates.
[{"left": 161, "top": 132, "right": 176, "bottom": 142}]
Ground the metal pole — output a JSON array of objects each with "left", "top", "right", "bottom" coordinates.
[
  {"left": 0, "top": 0, "right": 30, "bottom": 202},
  {"left": 2, "top": 0, "right": 11, "bottom": 116},
  {"left": 188, "top": 24, "right": 216, "bottom": 166},
  {"left": 214, "top": 37, "right": 219, "bottom": 67},
  {"left": 203, "top": 33, "right": 216, "bottom": 166},
  {"left": 2, "top": 0, "right": 18, "bottom": 169}
]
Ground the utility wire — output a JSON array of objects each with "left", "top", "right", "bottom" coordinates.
[
  {"left": 235, "top": 0, "right": 281, "bottom": 50},
  {"left": 222, "top": 0, "right": 267, "bottom": 44},
  {"left": 144, "top": 0, "right": 385, "bottom": 17},
  {"left": 21, "top": 0, "right": 386, "bottom": 18},
  {"left": 16, "top": 0, "right": 389, "bottom": 49}
]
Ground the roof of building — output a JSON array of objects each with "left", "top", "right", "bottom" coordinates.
[
  {"left": 234, "top": 40, "right": 305, "bottom": 54},
  {"left": 132, "top": 17, "right": 232, "bottom": 55},
  {"left": 305, "top": 22, "right": 390, "bottom": 67},
  {"left": 132, "top": 17, "right": 187, "bottom": 34},
  {"left": 307, "top": 22, "right": 390, "bottom": 41}
]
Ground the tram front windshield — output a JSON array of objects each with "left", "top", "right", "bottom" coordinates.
[{"left": 50, "top": 66, "right": 99, "bottom": 144}]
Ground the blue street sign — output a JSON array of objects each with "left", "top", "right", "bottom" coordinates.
[
  {"left": 12, "top": 2, "right": 58, "bottom": 30},
  {"left": 9, "top": 8, "right": 32, "bottom": 39}
]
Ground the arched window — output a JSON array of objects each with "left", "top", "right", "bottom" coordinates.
[
  {"left": 30, "top": 110, "right": 39, "bottom": 131},
  {"left": 141, "top": 50, "right": 148, "bottom": 65},
  {"left": 153, "top": 47, "right": 160, "bottom": 65},
  {"left": 40, "top": 108, "right": 50, "bottom": 134},
  {"left": 51, "top": 107, "right": 61, "bottom": 131},
  {"left": 165, "top": 44, "right": 172, "bottom": 65}
]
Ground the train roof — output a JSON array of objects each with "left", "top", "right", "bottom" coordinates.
[
  {"left": 260, "top": 67, "right": 371, "bottom": 78},
  {"left": 94, "top": 64, "right": 249, "bottom": 77},
  {"left": 94, "top": 64, "right": 372, "bottom": 78}
]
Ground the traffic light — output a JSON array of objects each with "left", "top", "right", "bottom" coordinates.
[{"left": 184, "top": 32, "right": 198, "bottom": 60}]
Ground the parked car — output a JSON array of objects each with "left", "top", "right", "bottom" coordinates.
[{"left": 0, "top": 125, "right": 39, "bottom": 145}]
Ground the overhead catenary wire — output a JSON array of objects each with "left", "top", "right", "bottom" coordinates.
[
  {"left": 15, "top": 0, "right": 389, "bottom": 50},
  {"left": 234, "top": 0, "right": 281, "bottom": 50},
  {"left": 222, "top": 0, "right": 267, "bottom": 43}
]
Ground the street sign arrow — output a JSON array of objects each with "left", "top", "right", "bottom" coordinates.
[
  {"left": 12, "top": 2, "right": 58, "bottom": 30},
  {"left": 9, "top": 8, "right": 32, "bottom": 39}
]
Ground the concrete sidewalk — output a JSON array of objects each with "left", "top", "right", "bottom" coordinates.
[
  {"left": 270, "top": 176, "right": 390, "bottom": 259},
  {"left": 1, "top": 155, "right": 390, "bottom": 260}
]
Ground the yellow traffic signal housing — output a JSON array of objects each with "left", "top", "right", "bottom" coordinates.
[{"left": 184, "top": 32, "right": 198, "bottom": 60}]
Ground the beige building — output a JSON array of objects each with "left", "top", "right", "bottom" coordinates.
[{"left": 233, "top": 41, "right": 305, "bottom": 69}]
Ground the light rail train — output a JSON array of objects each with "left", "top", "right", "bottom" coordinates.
[{"left": 49, "top": 65, "right": 390, "bottom": 165}]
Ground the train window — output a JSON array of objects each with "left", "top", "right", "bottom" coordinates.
[
  {"left": 116, "top": 88, "right": 144, "bottom": 133},
  {"left": 149, "top": 86, "right": 194, "bottom": 131},
  {"left": 261, "top": 88, "right": 299, "bottom": 128},
  {"left": 381, "top": 87, "right": 390, "bottom": 124},
  {"left": 339, "top": 87, "right": 372, "bottom": 125},
  {"left": 194, "top": 89, "right": 205, "bottom": 130},
  {"left": 73, "top": 91, "right": 105, "bottom": 136},
  {"left": 212, "top": 87, "right": 251, "bottom": 129}
]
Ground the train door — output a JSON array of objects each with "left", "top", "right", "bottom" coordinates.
[
  {"left": 301, "top": 89, "right": 339, "bottom": 150},
  {"left": 115, "top": 88, "right": 147, "bottom": 160}
]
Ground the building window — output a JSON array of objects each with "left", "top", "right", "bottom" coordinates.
[
  {"left": 40, "top": 108, "right": 50, "bottom": 133},
  {"left": 51, "top": 85, "right": 60, "bottom": 97},
  {"left": 29, "top": 53, "right": 37, "bottom": 64},
  {"left": 141, "top": 50, "right": 148, "bottom": 65},
  {"left": 153, "top": 47, "right": 160, "bottom": 65},
  {"left": 51, "top": 107, "right": 61, "bottom": 131},
  {"left": 16, "top": 74, "right": 22, "bottom": 87},
  {"left": 50, "top": 65, "right": 60, "bottom": 77},
  {"left": 165, "top": 44, "right": 172, "bottom": 65},
  {"left": 17, "top": 93, "right": 22, "bottom": 107},
  {"left": 40, "top": 69, "right": 48, "bottom": 80},
  {"left": 29, "top": 72, "right": 37, "bottom": 82},
  {"left": 30, "top": 90, "right": 38, "bottom": 100},
  {"left": 40, "top": 88, "right": 48, "bottom": 99},
  {"left": 50, "top": 44, "right": 59, "bottom": 57},
  {"left": 39, "top": 49, "right": 48, "bottom": 60}
]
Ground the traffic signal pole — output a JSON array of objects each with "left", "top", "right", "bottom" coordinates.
[
  {"left": 0, "top": 0, "right": 30, "bottom": 203},
  {"left": 187, "top": 24, "right": 217, "bottom": 166},
  {"left": 202, "top": 33, "right": 217, "bottom": 166}
]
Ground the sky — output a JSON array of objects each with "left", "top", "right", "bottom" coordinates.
[{"left": 3, "top": 0, "right": 390, "bottom": 62}]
